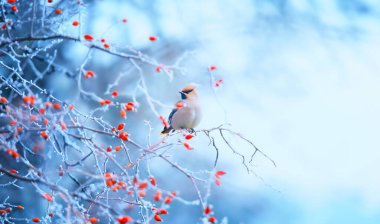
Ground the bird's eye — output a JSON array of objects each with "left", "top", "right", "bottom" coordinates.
[{"left": 182, "top": 90, "right": 193, "bottom": 94}]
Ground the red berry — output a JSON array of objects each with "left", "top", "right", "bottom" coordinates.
[
  {"left": 119, "top": 132, "right": 128, "bottom": 141},
  {"left": 125, "top": 102, "right": 134, "bottom": 111},
  {"left": 120, "top": 109, "right": 126, "bottom": 118},
  {"left": 0, "top": 97, "right": 7, "bottom": 103},
  {"left": 185, "top": 134, "right": 193, "bottom": 140},
  {"left": 215, "top": 179, "right": 221, "bottom": 186},
  {"left": 89, "top": 217, "right": 98, "bottom": 223},
  {"left": 149, "top": 36, "right": 157, "bottom": 41},
  {"left": 209, "top": 65, "right": 217, "bottom": 71},
  {"left": 40, "top": 131, "right": 49, "bottom": 140},
  {"left": 149, "top": 176, "right": 156, "bottom": 186},
  {"left": 138, "top": 190, "right": 146, "bottom": 197},
  {"left": 117, "top": 123, "right": 124, "bottom": 130},
  {"left": 158, "top": 209, "right": 168, "bottom": 215},
  {"left": 84, "top": 34, "right": 93, "bottom": 41},
  {"left": 154, "top": 214, "right": 162, "bottom": 222},
  {"left": 138, "top": 182, "right": 148, "bottom": 189},
  {"left": 209, "top": 216, "right": 216, "bottom": 223},
  {"left": 215, "top": 170, "right": 226, "bottom": 177},
  {"left": 55, "top": 8, "right": 62, "bottom": 15},
  {"left": 53, "top": 103, "right": 61, "bottom": 110},
  {"left": 84, "top": 70, "right": 94, "bottom": 78},
  {"left": 154, "top": 190, "right": 162, "bottom": 201},
  {"left": 164, "top": 196, "right": 172, "bottom": 204},
  {"left": 204, "top": 206, "right": 211, "bottom": 215},
  {"left": 117, "top": 216, "right": 133, "bottom": 224},
  {"left": 42, "top": 193, "right": 53, "bottom": 202},
  {"left": 39, "top": 108, "right": 45, "bottom": 114},
  {"left": 183, "top": 142, "right": 192, "bottom": 150}
]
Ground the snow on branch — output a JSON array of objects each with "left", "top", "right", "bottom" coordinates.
[{"left": 0, "top": 1, "right": 274, "bottom": 223}]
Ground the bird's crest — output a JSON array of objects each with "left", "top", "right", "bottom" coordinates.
[{"left": 181, "top": 83, "right": 198, "bottom": 93}]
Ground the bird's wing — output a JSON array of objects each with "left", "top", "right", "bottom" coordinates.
[
  {"left": 168, "top": 108, "right": 178, "bottom": 126},
  {"left": 168, "top": 99, "right": 187, "bottom": 126}
]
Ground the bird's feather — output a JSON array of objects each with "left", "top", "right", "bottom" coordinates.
[{"left": 168, "top": 108, "right": 178, "bottom": 126}]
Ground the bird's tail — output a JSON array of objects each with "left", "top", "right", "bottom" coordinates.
[{"left": 160, "top": 126, "right": 173, "bottom": 135}]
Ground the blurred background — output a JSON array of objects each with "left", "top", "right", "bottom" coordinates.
[
  {"left": 3, "top": 0, "right": 380, "bottom": 223},
  {"left": 66, "top": 0, "right": 379, "bottom": 223}
]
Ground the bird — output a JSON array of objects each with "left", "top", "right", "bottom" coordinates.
[{"left": 161, "top": 84, "right": 202, "bottom": 135}]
